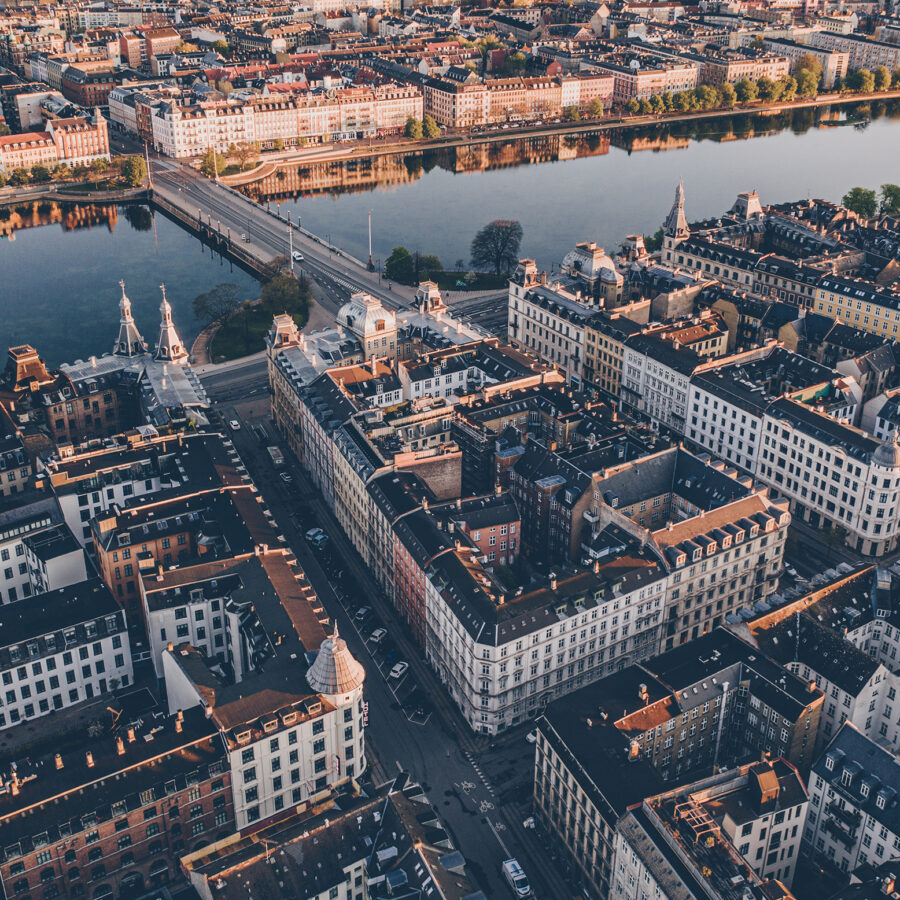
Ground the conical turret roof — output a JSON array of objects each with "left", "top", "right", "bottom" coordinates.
[
  {"left": 873, "top": 429, "right": 900, "bottom": 469},
  {"left": 305, "top": 625, "right": 365, "bottom": 695}
]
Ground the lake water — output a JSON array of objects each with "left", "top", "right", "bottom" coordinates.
[
  {"left": 0, "top": 201, "right": 259, "bottom": 366},
  {"left": 2, "top": 99, "right": 899, "bottom": 365},
  {"left": 244, "top": 99, "right": 900, "bottom": 271}
]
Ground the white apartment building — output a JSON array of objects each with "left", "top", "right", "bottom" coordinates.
[
  {"left": 425, "top": 549, "right": 667, "bottom": 734},
  {"left": 0, "top": 496, "right": 86, "bottom": 604},
  {"left": 150, "top": 101, "right": 255, "bottom": 158},
  {"left": 759, "top": 398, "right": 900, "bottom": 557},
  {"left": 803, "top": 31, "right": 900, "bottom": 72},
  {"left": 0, "top": 578, "right": 133, "bottom": 730},
  {"left": 805, "top": 723, "right": 900, "bottom": 876},
  {"left": 621, "top": 332, "right": 700, "bottom": 434},
  {"left": 507, "top": 260, "right": 596, "bottom": 385},
  {"left": 686, "top": 344, "right": 854, "bottom": 475}
]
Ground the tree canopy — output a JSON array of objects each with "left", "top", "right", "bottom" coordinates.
[
  {"left": 842, "top": 187, "right": 878, "bottom": 218},
  {"left": 121, "top": 156, "right": 147, "bottom": 187},
  {"left": 422, "top": 114, "right": 441, "bottom": 139},
  {"left": 200, "top": 149, "right": 226, "bottom": 177},
  {"left": 404, "top": 116, "right": 423, "bottom": 139},
  {"left": 470, "top": 220, "right": 523, "bottom": 275},
  {"left": 881, "top": 184, "right": 900, "bottom": 216},
  {"left": 193, "top": 283, "right": 242, "bottom": 325},
  {"left": 385, "top": 246, "right": 415, "bottom": 284}
]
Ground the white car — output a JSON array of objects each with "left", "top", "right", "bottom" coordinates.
[
  {"left": 525, "top": 730, "right": 537, "bottom": 744},
  {"left": 369, "top": 627, "right": 387, "bottom": 645},
  {"left": 389, "top": 661, "right": 408, "bottom": 679},
  {"left": 229, "top": 420, "right": 240, "bottom": 430},
  {"left": 292, "top": 250, "right": 304, "bottom": 262}
]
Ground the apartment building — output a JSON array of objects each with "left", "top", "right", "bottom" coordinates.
[
  {"left": 686, "top": 343, "right": 853, "bottom": 473},
  {"left": 588, "top": 53, "right": 699, "bottom": 101},
  {"left": 804, "top": 723, "right": 900, "bottom": 876},
  {"left": 0, "top": 705, "right": 232, "bottom": 899},
  {"left": 533, "top": 628, "right": 822, "bottom": 897},
  {"left": 762, "top": 37, "right": 848, "bottom": 86},
  {"left": 803, "top": 30, "right": 900, "bottom": 71},
  {"left": 613, "top": 760, "right": 808, "bottom": 899},
  {"left": 161, "top": 550, "right": 366, "bottom": 831},
  {"left": 0, "top": 578, "right": 132, "bottom": 731},
  {"left": 814, "top": 274, "right": 900, "bottom": 342},
  {"left": 758, "top": 398, "right": 900, "bottom": 556},
  {"left": 426, "top": 536, "right": 668, "bottom": 735}
]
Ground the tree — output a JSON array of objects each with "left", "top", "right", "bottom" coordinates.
[
  {"left": 842, "top": 187, "right": 878, "bottom": 218},
  {"left": 9, "top": 168, "right": 29, "bottom": 185},
  {"left": 30, "top": 165, "right": 51, "bottom": 183},
  {"left": 52, "top": 163, "right": 70, "bottom": 181},
  {"left": 260, "top": 273, "right": 307, "bottom": 314},
  {"left": 795, "top": 54, "right": 823, "bottom": 82},
  {"left": 415, "top": 253, "right": 442, "bottom": 279},
  {"left": 717, "top": 82, "right": 737, "bottom": 107},
  {"left": 644, "top": 227, "right": 664, "bottom": 253},
  {"left": 695, "top": 84, "right": 718, "bottom": 109},
  {"left": 626, "top": 97, "right": 640, "bottom": 115},
  {"left": 121, "top": 155, "right": 147, "bottom": 187},
  {"left": 385, "top": 246, "right": 415, "bottom": 284},
  {"left": 422, "top": 114, "right": 441, "bottom": 139},
  {"left": 212, "top": 39, "right": 230, "bottom": 56},
  {"left": 638, "top": 97, "right": 652, "bottom": 115},
  {"left": 0, "top": 172, "right": 6, "bottom": 187},
  {"left": 0, "top": 122, "right": 10, "bottom": 136},
  {"left": 648, "top": 94, "right": 664, "bottom": 114},
  {"left": 507, "top": 51, "right": 526, "bottom": 72},
  {"left": 672, "top": 91, "right": 689, "bottom": 111},
  {"left": 90, "top": 158, "right": 109, "bottom": 185},
  {"left": 757, "top": 76, "right": 779, "bottom": 103},
  {"left": 778, "top": 75, "right": 797, "bottom": 102},
  {"left": 874, "top": 65, "right": 891, "bottom": 91},
  {"left": 193, "top": 283, "right": 242, "bottom": 325},
  {"left": 795, "top": 68, "right": 818, "bottom": 98},
  {"left": 880, "top": 184, "right": 900, "bottom": 216},
  {"left": 562, "top": 105, "right": 581, "bottom": 121},
  {"left": 750, "top": 35, "right": 765, "bottom": 50},
  {"left": 893, "top": 68, "right": 900, "bottom": 89},
  {"left": 587, "top": 98, "right": 604, "bottom": 117},
  {"left": 735, "top": 78, "right": 759, "bottom": 103},
  {"left": 234, "top": 140, "right": 259, "bottom": 171},
  {"left": 404, "top": 116, "right": 423, "bottom": 139},
  {"left": 470, "top": 219, "right": 523, "bottom": 275},
  {"left": 848, "top": 68, "right": 875, "bottom": 93},
  {"left": 273, "top": 138, "right": 285, "bottom": 151},
  {"left": 200, "top": 149, "right": 226, "bottom": 177}
]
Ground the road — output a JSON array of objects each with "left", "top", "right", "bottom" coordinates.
[
  {"left": 150, "top": 160, "right": 413, "bottom": 312},
  {"left": 208, "top": 397, "right": 570, "bottom": 900}
]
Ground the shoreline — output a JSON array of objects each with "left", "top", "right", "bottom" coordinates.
[{"left": 223, "top": 89, "right": 900, "bottom": 186}]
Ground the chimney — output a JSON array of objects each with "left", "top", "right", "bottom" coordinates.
[
  {"left": 167, "top": 641, "right": 174, "bottom": 653},
  {"left": 116, "top": 737, "right": 125, "bottom": 755},
  {"left": 549, "top": 572, "right": 557, "bottom": 591},
  {"left": 54, "top": 753, "right": 64, "bottom": 770},
  {"left": 175, "top": 717, "right": 183, "bottom": 733},
  {"left": 10, "top": 774, "right": 19, "bottom": 796},
  {"left": 495, "top": 483, "right": 502, "bottom": 496},
  {"left": 638, "top": 683, "right": 649, "bottom": 703},
  {"left": 127, "top": 727, "right": 136, "bottom": 743},
  {"left": 205, "top": 705, "right": 213, "bottom": 718},
  {"left": 86, "top": 752, "right": 95, "bottom": 768},
  {"left": 593, "top": 559, "right": 600, "bottom": 574}
]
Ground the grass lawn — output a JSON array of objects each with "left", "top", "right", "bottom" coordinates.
[{"left": 210, "top": 293, "right": 308, "bottom": 363}]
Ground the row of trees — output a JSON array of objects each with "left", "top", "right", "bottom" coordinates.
[
  {"left": 841, "top": 184, "right": 900, "bottom": 219},
  {"left": 404, "top": 115, "right": 441, "bottom": 140},
  {"left": 199, "top": 141, "right": 261, "bottom": 177},
  {"left": 0, "top": 155, "right": 146, "bottom": 189},
  {"left": 384, "top": 219, "right": 525, "bottom": 284}
]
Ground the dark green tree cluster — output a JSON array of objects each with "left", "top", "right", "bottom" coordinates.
[
  {"left": 841, "top": 184, "right": 900, "bottom": 218},
  {"left": 384, "top": 247, "right": 444, "bottom": 284},
  {"left": 844, "top": 66, "right": 899, "bottom": 93},
  {"left": 404, "top": 115, "right": 440, "bottom": 139}
]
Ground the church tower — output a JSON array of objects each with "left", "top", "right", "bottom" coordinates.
[
  {"left": 662, "top": 180, "right": 689, "bottom": 265},
  {"left": 154, "top": 285, "right": 189, "bottom": 365},
  {"left": 114, "top": 280, "right": 147, "bottom": 358}
]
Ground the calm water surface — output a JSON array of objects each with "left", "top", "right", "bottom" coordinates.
[
  {"left": 250, "top": 100, "right": 900, "bottom": 269},
  {"left": 0, "top": 202, "right": 259, "bottom": 366},
  {"left": 2, "top": 101, "right": 899, "bottom": 365}
]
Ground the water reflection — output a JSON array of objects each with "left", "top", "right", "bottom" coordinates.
[
  {"left": 0, "top": 200, "right": 120, "bottom": 240},
  {"left": 241, "top": 100, "right": 900, "bottom": 204}
]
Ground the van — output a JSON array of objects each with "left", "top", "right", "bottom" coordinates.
[{"left": 502, "top": 859, "right": 531, "bottom": 897}]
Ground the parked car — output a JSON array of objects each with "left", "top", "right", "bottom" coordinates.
[
  {"left": 525, "top": 730, "right": 537, "bottom": 744},
  {"left": 370, "top": 628, "right": 388, "bottom": 645},
  {"left": 389, "top": 661, "right": 408, "bottom": 679},
  {"left": 279, "top": 471, "right": 293, "bottom": 484},
  {"left": 228, "top": 419, "right": 240, "bottom": 430},
  {"left": 354, "top": 607, "right": 371, "bottom": 623},
  {"left": 305, "top": 527, "right": 328, "bottom": 548},
  {"left": 502, "top": 859, "right": 532, "bottom": 897},
  {"left": 785, "top": 566, "right": 799, "bottom": 578}
]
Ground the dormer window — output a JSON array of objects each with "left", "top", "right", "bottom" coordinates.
[
  {"left": 262, "top": 719, "right": 278, "bottom": 733},
  {"left": 842, "top": 768, "right": 853, "bottom": 787},
  {"left": 692, "top": 549, "right": 702, "bottom": 562},
  {"left": 236, "top": 730, "right": 251, "bottom": 745},
  {"left": 861, "top": 783, "right": 870, "bottom": 799},
  {"left": 877, "top": 794, "right": 887, "bottom": 810}
]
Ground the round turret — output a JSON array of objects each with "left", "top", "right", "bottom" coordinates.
[{"left": 305, "top": 625, "right": 365, "bottom": 697}]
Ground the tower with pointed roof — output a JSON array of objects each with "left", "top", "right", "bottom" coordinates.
[
  {"left": 154, "top": 285, "right": 189, "bottom": 365},
  {"left": 305, "top": 624, "right": 365, "bottom": 707},
  {"left": 662, "top": 180, "right": 690, "bottom": 264},
  {"left": 114, "top": 280, "right": 147, "bottom": 358}
]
